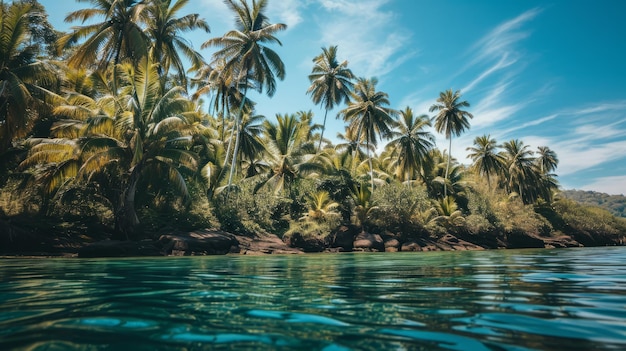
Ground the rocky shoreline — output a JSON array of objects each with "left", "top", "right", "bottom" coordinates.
[{"left": 2, "top": 220, "right": 622, "bottom": 258}]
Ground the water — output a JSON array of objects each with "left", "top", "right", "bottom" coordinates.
[{"left": 1, "top": 247, "right": 626, "bottom": 350}]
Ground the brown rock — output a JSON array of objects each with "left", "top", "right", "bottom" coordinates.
[
  {"left": 327, "top": 225, "right": 359, "bottom": 251},
  {"left": 353, "top": 231, "right": 385, "bottom": 252},
  {"left": 158, "top": 229, "right": 238, "bottom": 255}
]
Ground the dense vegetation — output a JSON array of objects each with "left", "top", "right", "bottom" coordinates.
[
  {"left": 1, "top": 0, "right": 624, "bottom": 253},
  {"left": 561, "top": 190, "right": 626, "bottom": 218}
]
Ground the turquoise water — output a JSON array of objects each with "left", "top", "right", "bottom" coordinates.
[{"left": 1, "top": 247, "right": 626, "bottom": 350}]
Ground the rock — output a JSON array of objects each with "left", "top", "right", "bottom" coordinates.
[
  {"left": 401, "top": 241, "right": 422, "bottom": 252},
  {"left": 384, "top": 238, "right": 401, "bottom": 252},
  {"left": 353, "top": 231, "right": 384, "bottom": 252},
  {"left": 158, "top": 229, "right": 238, "bottom": 255},
  {"left": 234, "top": 233, "right": 302, "bottom": 255},
  {"left": 283, "top": 232, "right": 325, "bottom": 253},
  {"left": 78, "top": 240, "right": 162, "bottom": 258},
  {"left": 505, "top": 230, "right": 545, "bottom": 249},
  {"left": 327, "top": 225, "right": 359, "bottom": 251},
  {"left": 439, "top": 234, "right": 484, "bottom": 251}
]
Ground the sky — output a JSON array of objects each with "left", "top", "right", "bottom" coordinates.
[{"left": 37, "top": 0, "right": 626, "bottom": 195}]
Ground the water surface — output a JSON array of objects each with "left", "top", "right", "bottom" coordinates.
[{"left": 1, "top": 247, "right": 626, "bottom": 350}]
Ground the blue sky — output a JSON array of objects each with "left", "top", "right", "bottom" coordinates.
[{"left": 39, "top": 0, "right": 626, "bottom": 195}]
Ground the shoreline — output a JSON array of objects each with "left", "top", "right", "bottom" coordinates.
[{"left": 2, "top": 226, "right": 623, "bottom": 258}]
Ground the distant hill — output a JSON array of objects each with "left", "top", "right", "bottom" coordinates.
[{"left": 561, "top": 190, "right": 626, "bottom": 218}]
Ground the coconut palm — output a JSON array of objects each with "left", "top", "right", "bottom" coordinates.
[
  {"left": 202, "top": 0, "right": 286, "bottom": 192},
  {"left": 429, "top": 89, "right": 473, "bottom": 196},
  {"left": 58, "top": 0, "right": 149, "bottom": 70},
  {"left": 144, "top": 0, "right": 210, "bottom": 87},
  {"left": 307, "top": 45, "right": 354, "bottom": 150},
  {"left": 20, "top": 57, "right": 200, "bottom": 238},
  {"left": 536, "top": 146, "right": 558, "bottom": 174},
  {"left": 341, "top": 77, "right": 397, "bottom": 192},
  {"left": 301, "top": 190, "right": 340, "bottom": 223},
  {"left": 255, "top": 113, "right": 320, "bottom": 195},
  {"left": 502, "top": 139, "right": 537, "bottom": 204},
  {"left": 386, "top": 107, "right": 434, "bottom": 185},
  {"left": 0, "top": 2, "right": 57, "bottom": 154},
  {"left": 466, "top": 134, "right": 505, "bottom": 189}
]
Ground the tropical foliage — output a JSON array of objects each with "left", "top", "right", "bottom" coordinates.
[{"left": 1, "top": 0, "right": 622, "bottom": 252}]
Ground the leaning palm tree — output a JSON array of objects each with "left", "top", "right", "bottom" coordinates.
[
  {"left": 0, "top": 2, "right": 58, "bottom": 154},
  {"left": 386, "top": 107, "right": 434, "bottom": 185},
  {"left": 58, "top": 0, "right": 149, "bottom": 70},
  {"left": 341, "top": 77, "right": 397, "bottom": 192},
  {"left": 143, "top": 0, "right": 210, "bottom": 87},
  {"left": 307, "top": 45, "right": 354, "bottom": 150},
  {"left": 202, "top": 0, "right": 286, "bottom": 192},
  {"left": 429, "top": 89, "right": 473, "bottom": 196},
  {"left": 466, "top": 134, "right": 505, "bottom": 189}
]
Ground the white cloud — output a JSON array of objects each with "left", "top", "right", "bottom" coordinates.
[
  {"left": 315, "top": 0, "right": 414, "bottom": 78},
  {"left": 471, "top": 80, "right": 526, "bottom": 129},
  {"left": 467, "top": 7, "right": 542, "bottom": 66}
]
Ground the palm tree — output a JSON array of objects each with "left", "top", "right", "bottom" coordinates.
[
  {"left": 306, "top": 45, "right": 354, "bottom": 150},
  {"left": 341, "top": 77, "right": 397, "bottom": 192},
  {"left": 21, "top": 57, "right": 200, "bottom": 238},
  {"left": 202, "top": 0, "right": 286, "bottom": 192},
  {"left": 429, "top": 89, "right": 473, "bottom": 196},
  {"left": 144, "top": 0, "right": 210, "bottom": 87},
  {"left": 386, "top": 107, "right": 434, "bottom": 185},
  {"left": 58, "top": 0, "right": 149, "bottom": 70},
  {"left": 256, "top": 113, "right": 320, "bottom": 195},
  {"left": 301, "top": 190, "right": 339, "bottom": 223},
  {"left": 536, "top": 146, "right": 558, "bottom": 174},
  {"left": 466, "top": 134, "right": 505, "bottom": 189},
  {"left": 502, "top": 139, "right": 537, "bottom": 204},
  {"left": 0, "top": 2, "right": 57, "bottom": 154}
]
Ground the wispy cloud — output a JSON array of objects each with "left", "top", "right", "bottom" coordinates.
[
  {"left": 470, "top": 80, "right": 526, "bottom": 129},
  {"left": 315, "top": 0, "right": 414, "bottom": 78},
  {"left": 467, "top": 7, "right": 542, "bottom": 66}
]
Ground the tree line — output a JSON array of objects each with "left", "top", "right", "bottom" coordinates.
[{"left": 1, "top": 0, "right": 623, "bottom": 246}]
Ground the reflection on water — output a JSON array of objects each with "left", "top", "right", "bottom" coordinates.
[{"left": 1, "top": 247, "right": 626, "bottom": 350}]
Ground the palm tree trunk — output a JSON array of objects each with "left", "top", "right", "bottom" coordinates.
[
  {"left": 367, "top": 139, "right": 374, "bottom": 192},
  {"left": 116, "top": 162, "right": 143, "bottom": 240},
  {"left": 444, "top": 136, "right": 452, "bottom": 196},
  {"left": 317, "top": 109, "right": 329, "bottom": 151},
  {"left": 226, "top": 83, "right": 249, "bottom": 196}
]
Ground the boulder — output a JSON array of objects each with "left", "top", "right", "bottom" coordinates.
[
  {"left": 327, "top": 225, "right": 359, "bottom": 251},
  {"left": 158, "top": 229, "right": 238, "bottom": 255},
  {"left": 353, "top": 231, "right": 384, "bottom": 252},
  {"left": 439, "top": 234, "right": 485, "bottom": 251},
  {"left": 384, "top": 238, "right": 401, "bottom": 252},
  {"left": 283, "top": 232, "right": 325, "bottom": 253}
]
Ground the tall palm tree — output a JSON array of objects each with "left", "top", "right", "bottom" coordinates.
[
  {"left": 0, "top": 2, "right": 57, "bottom": 154},
  {"left": 58, "top": 0, "right": 149, "bottom": 70},
  {"left": 341, "top": 77, "right": 397, "bottom": 192},
  {"left": 144, "top": 0, "right": 210, "bottom": 87},
  {"left": 466, "top": 134, "right": 505, "bottom": 189},
  {"left": 306, "top": 45, "right": 354, "bottom": 150},
  {"left": 202, "top": 0, "right": 286, "bottom": 192},
  {"left": 536, "top": 146, "right": 558, "bottom": 174},
  {"left": 429, "top": 89, "right": 473, "bottom": 196},
  {"left": 386, "top": 107, "right": 434, "bottom": 185},
  {"left": 502, "top": 139, "right": 537, "bottom": 204}
]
